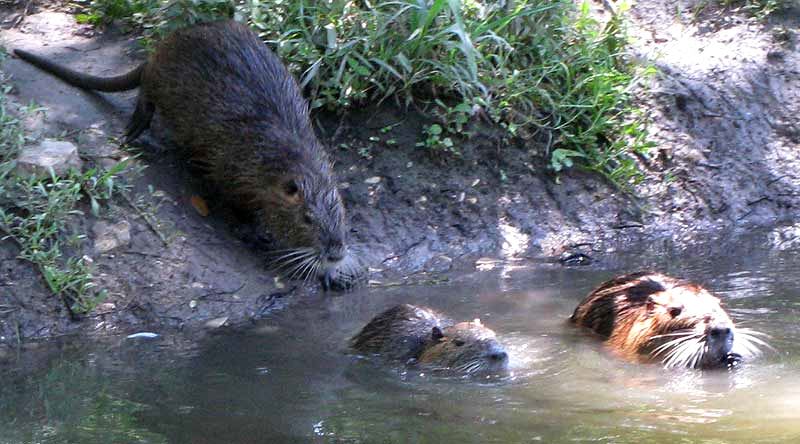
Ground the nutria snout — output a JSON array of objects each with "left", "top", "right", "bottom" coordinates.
[
  {"left": 570, "top": 272, "right": 769, "bottom": 369},
  {"left": 351, "top": 304, "right": 509, "bottom": 376},
  {"left": 14, "top": 20, "right": 367, "bottom": 290}
]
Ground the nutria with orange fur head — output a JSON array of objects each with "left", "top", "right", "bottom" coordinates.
[
  {"left": 350, "top": 304, "right": 509, "bottom": 376},
  {"left": 571, "top": 272, "right": 768, "bottom": 369}
]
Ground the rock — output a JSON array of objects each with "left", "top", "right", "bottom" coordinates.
[
  {"left": 16, "top": 139, "right": 82, "bottom": 177},
  {"left": 126, "top": 332, "right": 159, "bottom": 339},
  {"left": 204, "top": 316, "right": 229, "bottom": 329},
  {"left": 93, "top": 220, "right": 131, "bottom": 253},
  {"left": 20, "top": 109, "right": 46, "bottom": 141},
  {"left": 94, "top": 302, "right": 117, "bottom": 313}
]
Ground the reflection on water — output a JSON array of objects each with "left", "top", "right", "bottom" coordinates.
[{"left": 2, "top": 234, "right": 800, "bottom": 443}]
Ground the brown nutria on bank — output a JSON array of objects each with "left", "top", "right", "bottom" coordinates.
[
  {"left": 350, "top": 304, "right": 509, "bottom": 376},
  {"left": 570, "top": 272, "right": 769, "bottom": 369},
  {"left": 14, "top": 20, "right": 363, "bottom": 290}
]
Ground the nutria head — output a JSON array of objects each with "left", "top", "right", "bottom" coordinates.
[
  {"left": 255, "top": 131, "right": 365, "bottom": 290},
  {"left": 417, "top": 319, "right": 509, "bottom": 376},
  {"left": 571, "top": 272, "right": 769, "bottom": 369}
]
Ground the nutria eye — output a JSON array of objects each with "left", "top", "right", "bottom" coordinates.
[
  {"left": 668, "top": 307, "right": 682, "bottom": 317},
  {"left": 303, "top": 213, "right": 313, "bottom": 225},
  {"left": 283, "top": 180, "right": 299, "bottom": 196},
  {"left": 453, "top": 339, "right": 465, "bottom": 347}
]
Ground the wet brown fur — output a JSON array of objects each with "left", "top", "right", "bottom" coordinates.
[
  {"left": 15, "top": 21, "right": 357, "bottom": 286},
  {"left": 350, "top": 304, "right": 509, "bottom": 374},
  {"left": 570, "top": 272, "right": 733, "bottom": 359}
]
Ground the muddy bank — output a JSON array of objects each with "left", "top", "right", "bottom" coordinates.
[{"left": 1, "top": 1, "right": 799, "bottom": 346}]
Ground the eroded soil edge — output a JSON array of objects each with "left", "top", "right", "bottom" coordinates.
[{"left": 1, "top": 1, "right": 799, "bottom": 348}]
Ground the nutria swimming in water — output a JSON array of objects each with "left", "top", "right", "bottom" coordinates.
[
  {"left": 350, "top": 304, "right": 509, "bottom": 376},
  {"left": 570, "top": 272, "right": 769, "bottom": 369},
  {"left": 14, "top": 20, "right": 363, "bottom": 290}
]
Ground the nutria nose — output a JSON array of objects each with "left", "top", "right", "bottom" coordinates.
[
  {"left": 488, "top": 351, "right": 508, "bottom": 362},
  {"left": 324, "top": 240, "right": 345, "bottom": 264},
  {"left": 709, "top": 325, "right": 732, "bottom": 338}
]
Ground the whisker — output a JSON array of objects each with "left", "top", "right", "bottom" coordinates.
[
  {"left": 266, "top": 250, "right": 317, "bottom": 269},
  {"left": 651, "top": 333, "right": 701, "bottom": 357},
  {"left": 267, "top": 248, "right": 315, "bottom": 259},
  {"left": 298, "top": 257, "right": 317, "bottom": 283},
  {"left": 310, "top": 259, "right": 322, "bottom": 281},
  {"left": 736, "top": 327, "right": 772, "bottom": 338},
  {"left": 268, "top": 250, "right": 316, "bottom": 270},
  {"left": 663, "top": 337, "right": 704, "bottom": 368},
  {"left": 309, "top": 258, "right": 322, "bottom": 282},
  {"left": 286, "top": 255, "right": 318, "bottom": 281},
  {"left": 734, "top": 328, "right": 775, "bottom": 357},
  {"left": 650, "top": 331, "right": 698, "bottom": 340}
]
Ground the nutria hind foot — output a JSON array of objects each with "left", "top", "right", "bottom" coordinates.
[{"left": 124, "top": 96, "right": 155, "bottom": 143}]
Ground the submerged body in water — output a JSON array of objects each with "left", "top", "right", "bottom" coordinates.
[
  {"left": 350, "top": 304, "right": 509, "bottom": 376},
  {"left": 571, "top": 271, "right": 769, "bottom": 369}
]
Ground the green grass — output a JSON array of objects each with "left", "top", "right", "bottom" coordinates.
[
  {"left": 81, "top": 0, "right": 653, "bottom": 188},
  {"left": 0, "top": 61, "right": 131, "bottom": 316}
]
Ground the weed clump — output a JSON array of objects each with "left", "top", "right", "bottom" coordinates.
[{"left": 0, "top": 61, "right": 132, "bottom": 315}]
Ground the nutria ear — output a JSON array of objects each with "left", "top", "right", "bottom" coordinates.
[{"left": 431, "top": 326, "right": 444, "bottom": 341}]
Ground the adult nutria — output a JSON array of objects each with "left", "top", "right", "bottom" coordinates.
[
  {"left": 350, "top": 304, "right": 509, "bottom": 376},
  {"left": 570, "top": 272, "right": 768, "bottom": 369},
  {"left": 14, "top": 20, "right": 363, "bottom": 289}
]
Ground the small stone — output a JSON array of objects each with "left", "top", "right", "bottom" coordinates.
[
  {"left": 684, "top": 149, "right": 705, "bottom": 163},
  {"left": 126, "top": 332, "right": 159, "bottom": 339},
  {"left": 95, "top": 302, "right": 116, "bottom": 313},
  {"left": 467, "top": 197, "right": 478, "bottom": 204},
  {"left": 21, "top": 109, "right": 46, "bottom": 140},
  {"left": 189, "top": 300, "right": 197, "bottom": 309},
  {"left": 204, "top": 317, "right": 229, "bottom": 329},
  {"left": 428, "top": 255, "right": 453, "bottom": 272},
  {"left": 92, "top": 220, "right": 131, "bottom": 253},
  {"left": 364, "top": 176, "right": 382, "bottom": 184},
  {"left": 16, "top": 139, "right": 82, "bottom": 177}
]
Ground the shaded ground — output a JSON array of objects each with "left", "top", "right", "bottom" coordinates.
[{"left": 1, "top": 0, "right": 799, "bottom": 347}]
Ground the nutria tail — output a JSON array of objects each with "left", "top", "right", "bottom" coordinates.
[{"left": 14, "top": 49, "right": 143, "bottom": 92}]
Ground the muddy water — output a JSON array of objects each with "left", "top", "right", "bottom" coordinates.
[{"left": 2, "top": 237, "right": 799, "bottom": 443}]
